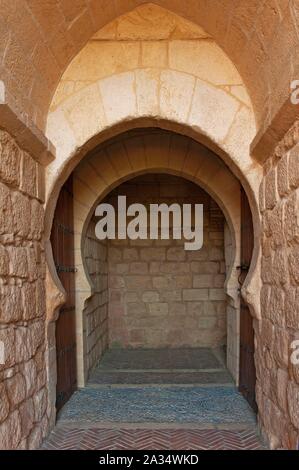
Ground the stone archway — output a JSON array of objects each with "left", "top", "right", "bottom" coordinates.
[
  {"left": 42, "top": 3, "right": 264, "bottom": 439},
  {"left": 45, "top": 124, "right": 261, "bottom": 429}
]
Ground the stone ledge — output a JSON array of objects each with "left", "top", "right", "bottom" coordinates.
[
  {"left": 0, "top": 81, "right": 55, "bottom": 166},
  {"left": 251, "top": 95, "right": 299, "bottom": 164}
]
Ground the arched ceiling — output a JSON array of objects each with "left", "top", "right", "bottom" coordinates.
[{"left": 1, "top": 1, "right": 298, "bottom": 152}]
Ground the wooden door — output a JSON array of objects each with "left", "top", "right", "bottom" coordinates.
[
  {"left": 50, "top": 175, "right": 77, "bottom": 411},
  {"left": 239, "top": 187, "right": 257, "bottom": 412}
]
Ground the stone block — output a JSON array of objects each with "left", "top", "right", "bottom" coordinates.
[
  {"left": 123, "top": 248, "right": 138, "bottom": 261},
  {"left": 130, "top": 262, "right": 148, "bottom": 274},
  {"left": 0, "top": 383, "right": 9, "bottom": 423},
  {"left": 193, "top": 274, "right": 213, "bottom": 288},
  {"left": 127, "top": 302, "right": 146, "bottom": 317},
  {"left": 30, "top": 199, "right": 44, "bottom": 240},
  {"left": 0, "top": 285, "right": 22, "bottom": 323},
  {"left": 20, "top": 152, "right": 37, "bottom": 198},
  {"left": 22, "top": 283, "right": 37, "bottom": 320},
  {"left": 148, "top": 302, "right": 168, "bottom": 316},
  {"left": 125, "top": 275, "right": 152, "bottom": 290},
  {"left": 288, "top": 248, "right": 299, "bottom": 284},
  {"left": 5, "top": 372, "right": 26, "bottom": 407},
  {"left": 209, "top": 288, "right": 226, "bottom": 301},
  {"left": 11, "top": 191, "right": 31, "bottom": 238},
  {"left": 142, "top": 291, "right": 160, "bottom": 303},
  {"left": 187, "top": 302, "right": 204, "bottom": 316},
  {"left": 19, "top": 398, "right": 34, "bottom": 439},
  {"left": 286, "top": 287, "right": 299, "bottom": 329},
  {"left": 265, "top": 167, "right": 277, "bottom": 210},
  {"left": 7, "top": 246, "right": 28, "bottom": 278},
  {"left": 168, "top": 302, "right": 186, "bottom": 315},
  {"left": 0, "top": 130, "right": 21, "bottom": 187},
  {"left": 198, "top": 316, "right": 217, "bottom": 329},
  {"left": 191, "top": 261, "right": 219, "bottom": 274},
  {"left": 0, "top": 246, "right": 9, "bottom": 275},
  {"left": 284, "top": 191, "right": 299, "bottom": 244},
  {"left": 289, "top": 145, "right": 299, "bottom": 189},
  {"left": 153, "top": 276, "right": 175, "bottom": 290},
  {"left": 277, "top": 153, "right": 289, "bottom": 197},
  {"left": 0, "top": 410, "right": 21, "bottom": 449},
  {"left": 287, "top": 381, "right": 299, "bottom": 429},
  {"left": 0, "top": 183, "right": 13, "bottom": 234},
  {"left": 140, "top": 247, "right": 166, "bottom": 261},
  {"left": 166, "top": 247, "right": 186, "bottom": 261},
  {"left": 183, "top": 289, "right": 209, "bottom": 301}
]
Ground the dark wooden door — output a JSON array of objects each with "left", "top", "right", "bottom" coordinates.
[
  {"left": 50, "top": 175, "right": 77, "bottom": 411},
  {"left": 239, "top": 187, "right": 257, "bottom": 412}
]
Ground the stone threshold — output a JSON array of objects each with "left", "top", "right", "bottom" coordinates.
[
  {"left": 54, "top": 421, "right": 258, "bottom": 431},
  {"left": 86, "top": 383, "right": 234, "bottom": 389}
]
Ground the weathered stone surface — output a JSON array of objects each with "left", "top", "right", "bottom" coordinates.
[
  {"left": 0, "top": 183, "right": 13, "bottom": 234},
  {"left": 0, "top": 285, "right": 23, "bottom": 323},
  {"left": 0, "top": 383, "right": 9, "bottom": 423},
  {"left": 5, "top": 373, "right": 26, "bottom": 408},
  {"left": 20, "top": 152, "right": 36, "bottom": 198},
  {"left": 0, "top": 410, "right": 21, "bottom": 449},
  {"left": 287, "top": 381, "right": 299, "bottom": 429},
  {"left": 0, "top": 130, "right": 21, "bottom": 187}
]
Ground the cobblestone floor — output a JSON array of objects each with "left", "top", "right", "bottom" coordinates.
[{"left": 42, "top": 348, "right": 266, "bottom": 450}]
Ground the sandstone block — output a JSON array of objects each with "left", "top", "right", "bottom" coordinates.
[
  {"left": 287, "top": 381, "right": 299, "bottom": 429},
  {"left": 19, "top": 398, "right": 34, "bottom": 439},
  {"left": 142, "top": 291, "right": 160, "bottom": 303},
  {"left": 187, "top": 302, "right": 204, "bottom": 316},
  {"left": 0, "top": 383, "right": 9, "bottom": 423},
  {"left": 125, "top": 275, "right": 152, "bottom": 290},
  {"left": 193, "top": 274, "right": 213, "bottom": 288},
  {"left": 130, "top": 262, "right": 148, "bottom": 274},
  {"left": 20, "top": 152, "right": 36, "bottom": 198},
  {"left": 0, "top": 285, "right": 22, "bottom": 323},
  {"left": 5, "top": 372, "right": 26, "bottom": 407},
  {"left": 148, "top": 302, "right": 168, "bottom": 316},
  {"left": 123, "top": 248, "right": 138, "bottom": 261},
  {"left": 198, "top": 316, "right": 217, "bottom": 329},
  {"left": 168, "top": 302, "right": 186, "bottom": 315},
  {"left": 0, "top": 246, "right": 9, "bottom": 275},
  {"left": 0, "top": 410, "right": 21, "bottom": 449},
  {"left": 183, "top": 289, "right": 209, "bottom": 301},
  {"left": 8, "top": 246, "right": 28, "bottom": 278},
  {"left": 140, "top": 247, "right": 166, "bottom": 261},
  {"left": 277, "top": 153, "right": 289, "bottom": 197},
  {"left": 0, "top": 183, "right": 13, "bottom": 234},
  {"left": 289, "top": 248, "right": 299, "bottom": 284},
  {"left": 289, "top": 145, "right": 299, "bottom": 189},
  {"left": 127, "top": 302, "right": 146, "bottom": 317},
  {"left": 191, "top": 261, "right": 219, "bottom": 274},
  {"left": 209, "top": 288, "right": 226, "bottom": 301},
  {"left": 153, "top": 276, "right": 175, "bottom": 289},
  {"left": 29, "top": 199, "right": 44, "bottom": 241},
  {"left": 166, "top": 247, "right": 186, "bottom": 261},
  {"left": 0, "top": 130, "right": 21, "bottom": 187},
  {"left": 12, "top": 191, "right": 31, "bottom": 238},
  {"left": 265, "top": 167, "right": 277, "bottom": 210}
]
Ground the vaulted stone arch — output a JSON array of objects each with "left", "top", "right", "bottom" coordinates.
[{"left": 69, "top": 130, "right": 242, "bottom": 387}]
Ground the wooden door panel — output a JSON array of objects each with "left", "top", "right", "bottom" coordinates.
[
  {"left": 50, "top": 175, "right": 77, "bottom": 411},
  {"left": 239, "top": 187, "right": 257, "bottom": 412}
]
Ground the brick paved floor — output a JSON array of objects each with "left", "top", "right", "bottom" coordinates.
[
  {"left": 43, "top": 427, "right": 265, "bottom": 450},
  {"left": 42, "top": 349, "right": 266, "bottom": 450}
]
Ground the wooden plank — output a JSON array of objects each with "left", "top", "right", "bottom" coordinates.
[
  {"left": 239, "top": 187, "right": 257, "bottom": 413},
  {"left": 50, "top": 175, "right": 77, "bottom": 411}
]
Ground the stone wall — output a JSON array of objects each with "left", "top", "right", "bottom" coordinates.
[
  {"left": 258, "top": 121, "right": 299, "bottom": 449},
  {"left": 83, "top": 219, "right": 108, "bottom": 376},
  {"left": 106, "top": 174, "right": 226, "bottom": 349},
  {"left": 0, "top": 129, "right": 48, "bottom": 449}
]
